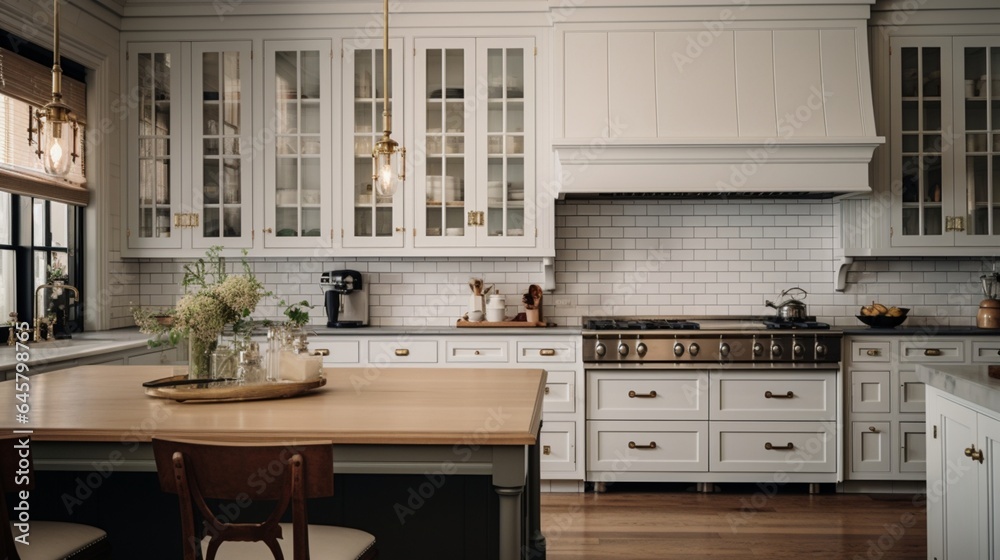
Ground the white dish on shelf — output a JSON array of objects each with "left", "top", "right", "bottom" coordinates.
[{"left": 446, "top": 227, "right": 464, "bottom": 236}]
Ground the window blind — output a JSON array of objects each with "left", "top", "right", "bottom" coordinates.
[{"left": 0, "top": 47, "right": 88, "bottom": 205}]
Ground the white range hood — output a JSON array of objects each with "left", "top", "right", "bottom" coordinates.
[{"left": 550, "top": 1, "right": 884, "bottom": 197}]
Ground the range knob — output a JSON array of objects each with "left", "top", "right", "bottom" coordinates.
[
  {"left": 673, "top": 342, "right": 685, "bottom": 357},
  {"left": 618, "top": 343, "right": 630, "bottom": 357},
  {"left": 688, "top": 343, "right": 700, "bottom": 357},
  {"left": 793, "top": 343, "right": 804, "bottom": 357},
  {"left": 815, "top": 343, "right": 828, "bottom": 357},
  {"left": 753, "top": 342, "right": 764, "bottom": 357},
  {"left": 771, "top": 344, "right": 783, "bottom": 358},
  {"left": 636, "top": 342, "right": 648, "bottom": 358},
  {"left": 719, "top": 342, "right": 731, "bottom": 358},
  {"left": 595, "top": 343, "right": 607, "bottom": 358}
]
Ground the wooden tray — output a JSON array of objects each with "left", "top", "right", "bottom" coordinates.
[
  {"left": 144, "top": 375, "right": 326, "bottom": 403},
  {"left": 456, "top": 319, "right": 546, "bottom": 328}
]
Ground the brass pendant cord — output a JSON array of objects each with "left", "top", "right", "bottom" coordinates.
[
  {"left": 381, "top": 0, "right": 391, "bottom": 139},
  {"left": 51, "top": 0, "right": 63, "bottom": 103}
]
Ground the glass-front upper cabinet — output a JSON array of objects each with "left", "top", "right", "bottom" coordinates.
[
  {"left": 890, "top": 37, "right": 952, "bottom": 248},
  {"left": 191, "top": 42, "right": 252, "bottom": 249},
  {"left": 476, "top": 39, "right": 534, "bottom": 248},
  {"left": 263, "top": 40, "right": 332, "bottom": 248},
  {"left": 414, "top": 38, "right": 535, "bottom": 249},
  {"left": 342, "top": 38, "right": 404, "bottom": 248},
  {"left": 127, "top": 43, "right": 182, "bottom": 250},
  {"left": 954, "top": 37, "right": 1000, "bottom": 245}
]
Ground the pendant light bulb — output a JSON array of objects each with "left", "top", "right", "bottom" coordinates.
[
  {"left": 43, "top": 116, "right": 73, "bottom": 177},
  {"left": 37, "top": 0, "right": 77, "bottom": 178}
]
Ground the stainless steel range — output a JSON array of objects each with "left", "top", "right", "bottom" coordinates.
[{"left": 582, "top": 316, "right": 842, "bottom": 366}]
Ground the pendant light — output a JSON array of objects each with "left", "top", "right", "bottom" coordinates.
[
  {"left": 30, "top": 0, "right": 80, "bottom": 177},
  {"left": 371, "top": 0, "right": 404, "bottom": 197}
]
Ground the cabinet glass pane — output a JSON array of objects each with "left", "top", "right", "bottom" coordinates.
[
  {"left": 351, "top": 47, "right": 397, "bottom": 239},
  {"left": 964, "top": 46, "right": 1000, "bottom": 237},
  {"left": 483, "top": 48, "right": 528, "bottom": 238},
  {"left": 137, "top": 51, "right": 173, "bottom": 239},
  {"left": 898, "top": 46, "right": 944, "bottom": 239},
  {"left": 425, "top": 48, "right": 466, "bottom": 238},
  {"left": 199, "top": 50, "right": 244, "bottom": 240},
  {"left": 272, "top": 49, "right": 324, "bottom": 239}
]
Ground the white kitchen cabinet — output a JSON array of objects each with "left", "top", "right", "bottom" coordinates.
[
  {"left": 262, "top": 40, "right": 333, "bottom": 248},
  {"left": 846, "top": 31, "right": 1000, "bottom": 257},
  {"left": 414, "top": 38, "right": 536, "bottom": 249},
  {"left": 926, "top": 386, "right": 1000, "bottom": 560},
  {"left": 311, "top": 331, "right": 584, "bottom": 486},
  {"left": 341, "top": 38, "right": 405, "bottom": 248},
  {"left": 844, "top": 334, "right": 1000, "bottom": 482},
  {"left": 125, "top": 41, "right": 253, "bottom": 254}
]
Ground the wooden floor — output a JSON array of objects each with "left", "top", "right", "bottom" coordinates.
[{"left": 541, "top": 486, "right": 926, "bottom": 559}]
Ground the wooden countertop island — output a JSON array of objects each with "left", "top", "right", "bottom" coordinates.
[{"left": 1, "top": 365, "right": 548, "bottom": 560}]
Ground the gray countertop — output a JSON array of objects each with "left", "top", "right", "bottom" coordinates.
[
  {"left": 0, "top": 330, "right": 156, "bottom": 372},
  {"left": 842, "top": 325, "right": 1000, "bottom": 336},
  {"left": 308, "top": 325, "right": 582, "bottom": 336},
  {"left": 916, "top": 364, "right": 1000, "bottom": 414}
]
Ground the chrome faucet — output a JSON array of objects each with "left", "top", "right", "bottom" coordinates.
[{"left": 34, "top": 283, "right": 80, "bottom": 341}]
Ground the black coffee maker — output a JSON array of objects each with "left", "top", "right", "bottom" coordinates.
[{"left": 321, "top": 270, "right": 368, "bottom": 328}]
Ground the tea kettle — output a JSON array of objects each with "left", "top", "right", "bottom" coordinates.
[{"left": 766, "top": 287, "right": 808, "bottom": 321}]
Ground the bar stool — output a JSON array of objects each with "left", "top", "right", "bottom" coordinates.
[
  {"left": 152, "top": 438, "right": 377, "bottom": 560},
  {"left": 0, "top": 435, "right": 112, "bottom": 560}
]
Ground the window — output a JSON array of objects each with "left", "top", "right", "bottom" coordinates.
[{"left": 0, "top": 191, "right": 83, "bottom": 338}]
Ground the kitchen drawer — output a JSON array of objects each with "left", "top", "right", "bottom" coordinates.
[
  {"left": 543, "top": 370, "right": 577, "bottom": 414},
  {"left": 850, "top": 370, "right": 891, "bottom": 413},
  {"left": 851, "top": 421, "right": 891, "bottom": 473},
  {"left": 898, "top": 370, "right": 926, "bottom": 413},
  {"left": 588, "top": 420, "right": 708, "bottom": 472},
  {"left": 516, "top": 341, "right": 576, "bottom": 363},
  {"left": 710, "top": 371, "right": 837, "bottom": 421},
  {"left": 444, "top": 340, "right": 509, "bottom": 363},
  {"left": 710, "top": 421, "right": 836, "bottom": 473},
  {"left": 898, "top": 340, "right": 963, "bottom": 363},
  {"left": 540, "top": 421, "right": 576, "bottom": 473},
  {"left": 971, "top": 340, "right": 1000, "bottom": 363},
  {"left": 312, "top": 340, "right": 361, "bottom": 364},
  {"left": 367, "top": 340, "right": 438, "bottom": 364},
  {"left": 587, "top": 370, "right": 708, "bottom": 421},
  {"left": 850, "top": 341, "right": 891, "bottom": 362}
]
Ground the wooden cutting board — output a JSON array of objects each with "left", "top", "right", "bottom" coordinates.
[{"left": 456, "top": 319, "right": 546, "bottom": 328}]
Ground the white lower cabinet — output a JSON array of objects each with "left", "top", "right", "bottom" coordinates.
[
  {"left": 586, "top": 368, "right": 840, "bottom": 483},
  {"left": 845, "top": 335, "right": 1000, "bottom": 482},
  {"left": 311, "top": 332, "right": 584, "bottom": 485},
  {"left": 926, "top": 387, "right": 1000, "bottom": 560}
]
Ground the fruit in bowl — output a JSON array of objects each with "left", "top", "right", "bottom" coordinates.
[{"left": 857, "top": 301, "right": 909, "bottom": 328}]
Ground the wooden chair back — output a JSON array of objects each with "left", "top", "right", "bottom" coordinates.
[{"left": 152, "top": 438, "right": 335, "bottom": 560}]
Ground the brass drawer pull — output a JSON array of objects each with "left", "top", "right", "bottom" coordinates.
[
  {"left": 311, "top": 349, "right": 330, "bottom": 357},
  {"left": 924, "top": 348, "right": 942, "bottom": 357},
  {"left": 628, "top": 390, "right": 657, "bottom": 399},
  {"left": 965, "top": 445, "right": 984, "bottom": 464},
  {"left": 628, "top": 441, "right": 657, "bottom": 450},
  {"left": 394, "top": 348, "right": 410, "bottom": 357},
  {"left": 538, "top": 348, "right": 556, "bottom": 357},
  {"left": 543, "top": 445, "right": 551, "bottom": 456},
  {"left": 866, "top": 349, "right": 881, "bottom": 357},
  {"left": 544, "top": 386, "right": 550, "bottom": 395},
  {"left": 474, "top": 350, "right": 480, "bottom": 355},
  {"left": 765, "top": 391, "right": 794, "bottom": 399},
  {"left": 868, "top": 426, "right": 879, "bottom": 433},
  {"left": 765, "top": 442, "right": 795, "bottom": 451}
]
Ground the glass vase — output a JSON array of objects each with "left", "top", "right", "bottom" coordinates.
[{"left": 188, "top": 335, "right": 218, "bottom": 380}]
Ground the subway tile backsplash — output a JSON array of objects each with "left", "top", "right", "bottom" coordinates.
[{"left": 111, "top": 199, "right": 994, "bottom": 329}]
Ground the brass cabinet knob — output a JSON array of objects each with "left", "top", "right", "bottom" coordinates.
[
  {"left": 965, "top": 445, "right": 985, "bottom": 464},
  {"left": 866, "top": 349, "right": 881, "bottom": 357},
  {"left": 538, "top": 348, "right": 556, "bottom": 357},
  {"left": 543, "top": 445, "right": 551, "bottom": 455},
  {"left": 868, "top": 426, "right": 879, "bottom": 433},
  {"left": 263, "top": 227, "right": 273, "bottom": 234},
  {"left": 394, "top": 348, "right": 410, "bottom": 357},
  {"left": 924, "top": 348, "right": 943, "bottom": 357}
]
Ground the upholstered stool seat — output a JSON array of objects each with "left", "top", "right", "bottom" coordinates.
[
  {"left": 200, "top": 523, "right": 375, "bottom": 560},
  {"left": 11, "top": 521, "right": 110, "bottom": 560}
]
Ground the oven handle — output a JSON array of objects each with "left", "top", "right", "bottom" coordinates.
[{"left": 765, "top": 390, "right": 794, "bottom": 399}]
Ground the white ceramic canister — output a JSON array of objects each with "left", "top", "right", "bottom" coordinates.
[{"left": 486, "top": 294, "right": 506, "bottom": 322}]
